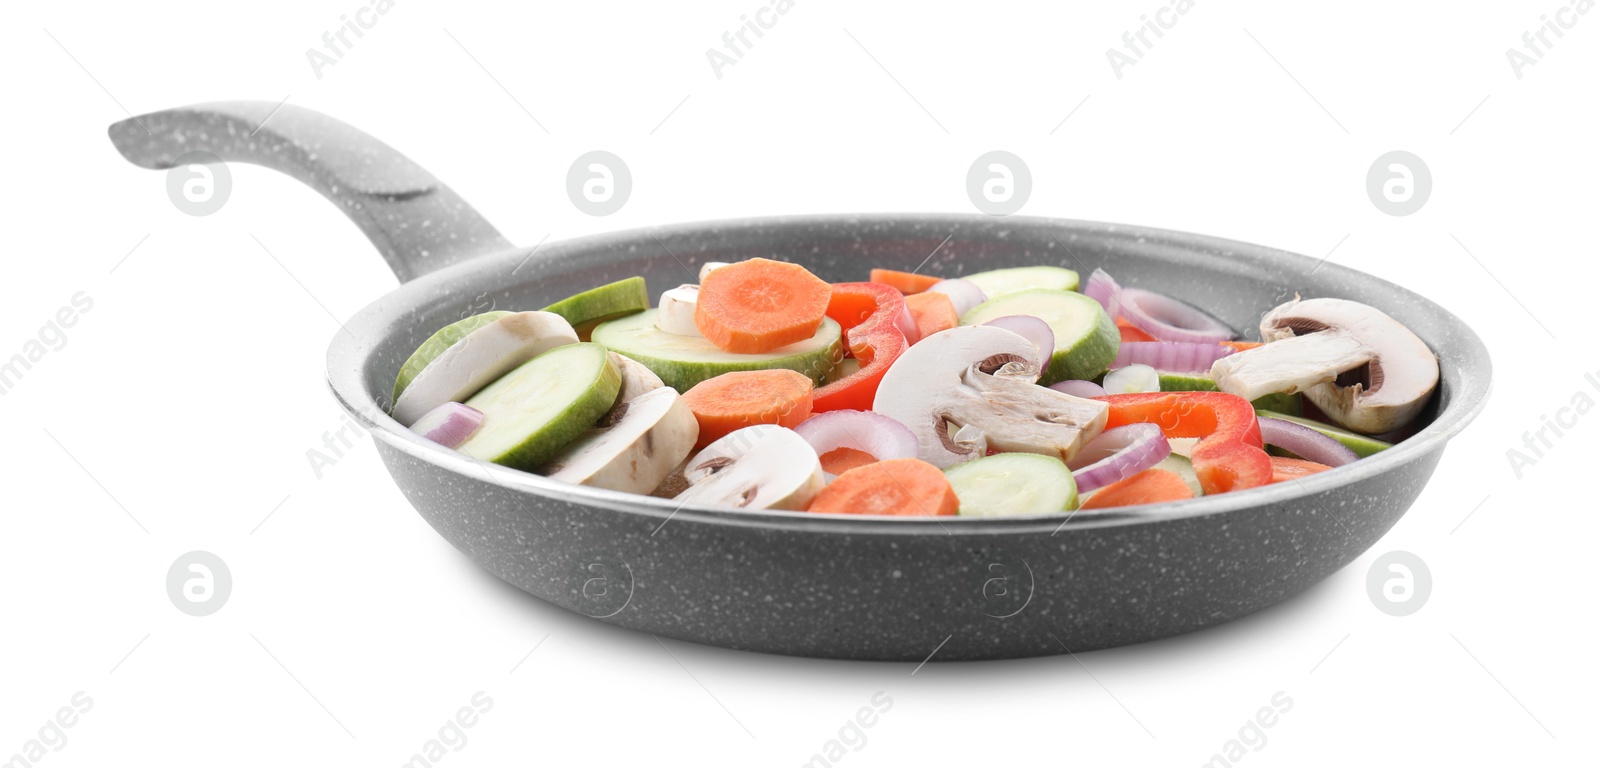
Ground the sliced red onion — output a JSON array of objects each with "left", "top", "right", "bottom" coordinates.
[
  {"left": 1067, "top": 423, "right": 1171, "bottom": 493},
  {"left": 928, "top": 279, "right": 987, "bottom": 317},
  {"left": 1120, "top": 288, "right": 1234, "bottom": 344},
  {"left": 1084, "top": 268, "right": 1234, "bottom": 344},
  {"left": 982, "top": 315, "right": 1055, "bottom": 363},
  {"left": 1103, "top": 364, "right": 1161, "bottom": 394},
  {"left": 1084, "top": 268, "right": 1122, "bottom": 317},
  {"left": 410, "top": 402, "right": 485, "bottom": 448},
  {"left": 1258, "top": 417, "right": 1359, "bottom": 467},
  {"left": 794, "top": 409, "right": 918, "bottom": 466},
  {"left": 893, "top": 304, "right": 921, "bottom": 345},
  {"left": 1049, "top": 379, "right": 1107, "bottom": 398},
  {"left": 1111, "top": 341, "right": 1236, "bottom": 372}
]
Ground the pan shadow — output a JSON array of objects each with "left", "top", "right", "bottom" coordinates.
[{"left": 457, "top": 550, "right": 1361, "bottom": 682}]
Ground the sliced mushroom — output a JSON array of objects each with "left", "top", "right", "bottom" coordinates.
[
  {"left": 540, "top": 386, "right": 699, "bottom": 494},
  {"left": 607, "top": 352, "right": 665, "bottom": 422},
  {"left": 873, "top": 326, "right": 1109, "bottom": 468},
  {"left": 672, "top": 425, "right": 825, "bottom": 510},
  {"left": 654, "top": 285, "right": 702, "bottom": 337},
  {"left": 1208, "top": 297, "right": 1438, "bottom": 434},
  {"left": 392, "top": 311, "right": 579, "bottom": 426},
  {"left": 698, "top": 261, "right": 731, "bottom": 282}
]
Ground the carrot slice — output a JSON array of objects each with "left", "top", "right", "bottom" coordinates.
[
  {"left": 820, "top": 446, "right": 878, "bottom": 475},
  {"left": 1269, "top": 456, "right": 1333, "bottom": 483},
  {"left": 807, "top": 458, "right": 958, "bottom": 516},
  {"left": 1220, "top": 341, "right": 1263, "bottom": 352},
  {"left": 695, "top": 258, "right": 832, "bottom": 354},
  {"left": 904, "top": 291, "right": 959, "bottom": 339},
  {"left": 870, "top": 268, "right": 941, "bottom": 295},
  {"left": 1079, "top": 468, "right": 1194, "bottom": 510},
  {"left": 1116, "top": 317, "right": 1158, "bottom": 343},
  {"left": 681, "top": 369, "right": 814, "bottom": 449}
]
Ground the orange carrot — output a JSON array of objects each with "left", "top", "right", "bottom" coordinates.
[
  {"left": 681, "top": 369, "right": 814, "bottom": 449},
  {"left": 1116, "top": 317, "right": 1157, "bottom": 343},
  {"left": 870, "top": 268, "right": 941, "bottom": 295},
  {"left": 904, "top": 291, "right": 959, "bottom": 339},
  {"left": 695, "top": 258, "right": 832, "bottom": 354},
  {"left": 1220, "top": 341, "right": 1263, "bottom": 352},
  {"left": 807, "top": 458, "right": 959, "bottom": 516},
  {"left": 1079, "top": 468, "right": 1194, "bottom": 510},
  {"left": 820, "top": 447, "right": 878, "bottom": 475},
  {"left": 1269, "top": 456, "right": 1333, "bottom": 483}
]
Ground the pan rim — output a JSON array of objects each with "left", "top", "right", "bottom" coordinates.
[{"left": 327, "top": 212, "right": 1492, "bottom": 535}]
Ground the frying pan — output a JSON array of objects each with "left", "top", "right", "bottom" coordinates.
[{"left": 108, "top": 101, "right": 1491, "bottom": 661}]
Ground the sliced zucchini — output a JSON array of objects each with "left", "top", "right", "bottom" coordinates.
[
  {"left": 960, "top": 289, "right": 1119, "bottom": 384},
  {"left": 945, "top": 453, "right": 1078, "bottom": 517},
  {"left": 962, "top": 266, "right": 1079, "bottom": 297},
  {"left": 591, "top": 309, "right": 843, "bottom": 392},
  {"left": 458, "top": 343, "right": 621, "bottom": 470},
  {"left": 1157, "top": 372, "right": 1302, "bottom": 415},
  {"left": 542, "top": 277, "right": 649, "bottom": 329}
]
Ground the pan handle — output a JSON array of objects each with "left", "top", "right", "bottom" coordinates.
[{"left": 108, "top": 101, "right": 513, "bottom": 283}]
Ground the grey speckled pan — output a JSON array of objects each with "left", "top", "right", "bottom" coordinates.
[{"left": 110, "top": 102, "right": 1490, "bottom": 661}]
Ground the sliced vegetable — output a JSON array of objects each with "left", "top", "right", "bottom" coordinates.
[
  {"left": 905, "top": 291, "right": 959, "bottom": 339},
  {"left": 392, "top": 311, "right": 512, "bottom": 403},
  {"left": 409, "top": 403, "right": 485, "bottom": 449},
  {"left": 813, "top": 282, "right": 911, "bottom": 412},
  {"left": 1157, "top": 371, "right": 1302, "bottom": 416},
  {"left": 793, "top": 410, "right": 918, "bottom": 477},
  {"left": 655, "top": 284, "right": 702, "bottom": 336},
  {"left": 1152, "top": 453, "right": 1204, "bottom": 496},
  {"left": 1117, "top": 317, "right": 1158, "bottom": 343},
  {"left": 820, "top": 447, "right": 877, "bottom": 476},
  {"left": 458, "top": 342, "right": 621, "bottom": 470},
  {"left": 695, "top": 258, "right": 832, "bottom": 354},
  {"left": 1255, "top": 410, "right": 1392, "bottom": 457},
  {"left": 591, "top": 310, "right": 842, "bottom": 392},
  {"left": 873, "top": 326, "right": 1108, "bottom": 468},
  {"left": 1103, "top": 364, "right": 1161, "bottom": 394},
  {"left": 807, "top": 458, "right": 959, "bottom": 516},
  {"left": 870, "top": 268, "right": 941, "bottom": 295},
  {"left": 1049, "top": 379, "right": 1108, "bottom": 398},
  {"left": 1209, "top": 297, "right": 1438, "bottom": 434},
  {"left": 1079, "top": 468, "right": 1194, "bottom": 509},
  {"left": 608, "top": 352, "right": 666, "bottom": 413},
  {"left": 1098, "top": 391, "right": 1273, "bottom": 495},
  {"left": 1269, "top": 456, "right": 1333, "bottom": 483},
  {"left": 927, "top": 279, "right": 987, "bottom": 316},
  {"left": 1112, "top": 341, "right": 1235, "bottom": 373},
  {"left": 1258, "top": 416, "right": 1359, "bottom": 467},
  {"left": 541, "top": 386, "right": 699, "bottom": 494},
  {"left": 698, "top": 261, "right": 730, "bottom": 282},
  {"left": 682, "top": 369, "right": 814, "bottom": 449},
  {"left": 1086, "top": 269, "right": 1234, "bottom": 344},
  {"left": 541, "top": 277, "right": 649, "bottom": 329},
  {"left": 962, "top": 265, "right": 1079, "bottom": 297},
  {"left": 674, "top": 425, "right": 825, "bottom": 510},
  {"left": 981, "top": 316, "right": 1054, "bottom": 363},
  {"left": 392, "top": 311, "right": 580, "bottom": 426},
  {"left": 960, "top": 288, "right": 1120, "bottom": 384},
  {"left": 1067, "top": 423, "right": 1171, "bottom": 494},
  {"left": 945, "top": 453, "right": 1078, "bottom": 516}
]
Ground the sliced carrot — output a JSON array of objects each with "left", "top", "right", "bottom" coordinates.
[
  {"left": 695, "top": 258, "right": 832, "bottom": 354},
  {"left": 1220, "top": 341, "right": 1263, "bottom": 352},
  {"left": 820, "top": 446, "right": 878, "bottom": 475},
  {"left": 1269, "top": 456, "right": 1333, "bottom": 483},
  {"left": 1116, "top": 317, "right": 1158, "bottom": 343},
  {"left": 681, "top": 369, "right": 813, "bottom": 449},
  {"left": 807, "top": 458, "right": 958, "bottom": 516},
  {"left": 1079, "top": 468, "right": 1194, "bottom": 510},
  {"left": 870, "top": 268, "right": 941, "bottom": 295},
  {"left": 904, "top": 291, "right": 959, "bottom": 339}
]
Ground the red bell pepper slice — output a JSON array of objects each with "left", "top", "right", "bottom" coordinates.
[
  {"left": 812, "top": 282, "right": 909, "bottom": 412},
  {"left": 1097, "top": 392, "right": 1273, "bottom": 495}
]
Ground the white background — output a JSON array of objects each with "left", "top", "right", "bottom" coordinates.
[{"left": 2, "top": 1, "right": 1595, "bottom": 765}]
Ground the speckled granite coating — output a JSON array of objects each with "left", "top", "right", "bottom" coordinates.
[{"left": 112, "top": 103, "right": 1491, "bottom": 661}]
